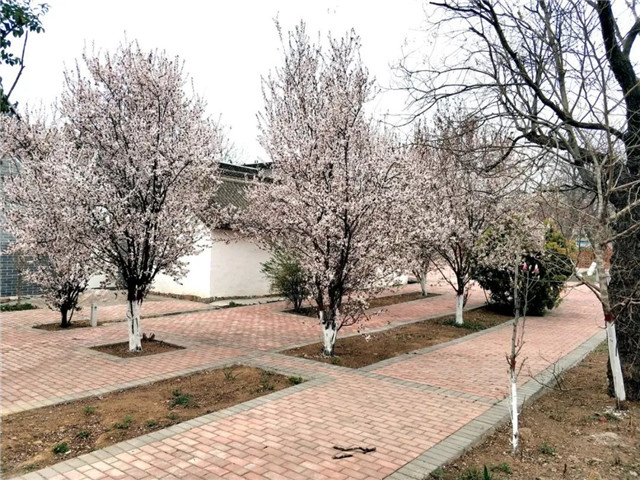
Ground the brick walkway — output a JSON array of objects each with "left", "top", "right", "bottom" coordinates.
[{"left": 1, "top": 285, "right": 604, "bottom": 480}]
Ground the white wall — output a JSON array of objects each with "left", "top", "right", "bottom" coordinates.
[
  {"left": 152, "top": 238, "right": 213, "bottom": 298},
  {"left": 87, "top": 273, "right": 107, "bottom": 289},
  {"left": 210, "top": 230, "right": 272, "bottom": 298},
  {"left": 150, "top": 230, "right": 272, "bottom": 299}
]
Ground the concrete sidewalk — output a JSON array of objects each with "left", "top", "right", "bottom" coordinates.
[{"left": 3, "top": 286, "right": 604, "bottom": 480}]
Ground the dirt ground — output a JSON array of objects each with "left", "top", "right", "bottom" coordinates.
[
  {"left": 282, "top": 307, "right": 512, "bottom": 368},
  {"left": 292, "top": 290, "right": 439, "bottom": 318},
  {"left": 91, "top": 338, "right": 184, "bottom": 357},
  {"left": 33, "top": 320, "right": 109, "bottom": 331},
  {"left": 432, "top": 344, "right": 640, "bottom": 480},
  {"left": 0, "top": 366, "right": 302, "bottom": 478}
]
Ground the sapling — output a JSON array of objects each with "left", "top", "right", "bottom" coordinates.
[{"left": 508, "top": 260, "right": 539, "bottom": 453}]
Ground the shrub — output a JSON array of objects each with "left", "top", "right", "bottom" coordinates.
[
  {"left": 113, "top": 414, "right": 134, "bottom": 429},
  {"left": 473, "top": 223, "right": 574, "bottom": 316},
  {"left": 83, "top": 405, "right": 96, "bottom": 415},
  {"left": 170, "top": 389, "right": 195, "bottom": 408},
  {"left": 52, "top": 442, "right": 69, "bottom": 455},
  {"left": 539, "top": 442, "right": 556, "bottom": 455},
  {"left": 490, "top": 462, "right": 512, "bottom": 475},
  {"left": 0, "top": 302, "right": 37, "bottom": 311},
  {"left": 223, "top": 366, "right": 237, "bottom": 381},
  {"left": 261, "top": 250, "right": 310, "bottom": 312},
  {"left": 288, "top": 376, "right": 304, "bottom": 385}
]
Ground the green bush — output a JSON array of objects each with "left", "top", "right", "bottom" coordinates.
[
  {"left": 0, "top": 302, "right": 37, "bottom": 311},
  {"left": 170, "top": 389, "right": 195, "bottom": 408},
  {"left": 52, "top": 442, "right": 69, "bottom": 455},
  {"left": 473, "top": 224, "right": 574, "bottom": 316},
  {"left": 261, "top": 250, "right": 309, "bottom": 312},
  {"left": 288, "top": 376, "right": 304, "bottom": 385}
]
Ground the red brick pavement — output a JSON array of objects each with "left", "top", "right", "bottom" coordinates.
[
  {"left": 59, "top": 377, "right": 488, "bottom": 480},
  {"left": 1, "top": 285, "right": 605, "bottom": 480},
  {"left": 1, "top": 285, "right": 484, "bottom": 414},
  {"left": 372, "top": 287, "right": 603, "bottom": 400}
]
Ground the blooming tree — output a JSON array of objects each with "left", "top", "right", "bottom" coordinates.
[
  {"left": 247, "top": 23, "right": 404, "bottom": 356},
  {"left": 407, "top": 113, "right": 527, "bottom": 324},
  {"left": 58, "top": 43, "right": 224, "bottom": 351},
  {"left": 1, "top": 114, "right": 94, "bottom": 327},
  {"left": 408, "top": 244, "right": 432, "bottom": 297},
  {"left": 402, "top": 130, "right": 441, "bottom": 298}
]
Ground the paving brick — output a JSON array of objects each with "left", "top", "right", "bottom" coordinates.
[{"left": 4, "top": 286, "right": 603, "bottom": 480}]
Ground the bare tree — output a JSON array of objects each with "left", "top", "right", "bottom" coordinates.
[
  {"left": 401, "top": 0, "right": 640, "bottom": 400},
  {"left": 539, "top": 181, "right": 626, "bottom": 403}
]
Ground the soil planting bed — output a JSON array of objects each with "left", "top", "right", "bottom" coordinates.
[
  {"left": 291, "top": 290, "right": 439, "bottom": 317},
  {"left": 282, "top": 307, "right": 512, "bottom": 368},
  {"left": 33, "top": 320, "right": 118, "bottom": 331},
  {"left": 431, "top": 343, "right": 640, "bottom": 480},
  {"left": 0, "top": 365, "right": 303, "bottom": 478},
  {"left": 91, "top": 338, "right": 184, "bottom": 357}
]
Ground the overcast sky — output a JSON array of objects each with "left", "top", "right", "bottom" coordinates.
[{"left": 3, "top": 0, "right": 429, "bottom": 164}]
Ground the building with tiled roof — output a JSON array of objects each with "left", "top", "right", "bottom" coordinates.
[{"left": 150, "top": 163, "right": 274, "bottom": 300}]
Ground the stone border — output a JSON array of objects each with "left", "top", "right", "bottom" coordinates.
[
  {"left": 385, "top": 328, "right": 607, "bottom": 480},
  {"left": 17, "top": 377, "right": 333, "bottom": 480},
  {"left": 274, "top": 291, "right": 444, "bottom": 319}
]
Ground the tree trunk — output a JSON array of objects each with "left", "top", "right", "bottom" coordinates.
[
  {"left": 419, "top": 275, "right": 427, "bottom": 297},
  {"left": 605, "top": 320, "right": 626, "bottom": 403},
  {"left": 413, "top": 269, "right": 428, "bottom": 297},
  {"left": 608, "top": 235, "right": 638, "bottom": 400},
  {"left": 127, "top": 298, "right": 142, "bottom": 352},
  {"left": 510, "top": 368, "right": 519, "bottom": 452},
  {"left": 455, "top": 290, "right": 464, "bottom": 325},
  {"left": 510, "top": 261, "right": 521, "bottom": 453},
  {"left": 60, "top": 307, "right": 70, "bottom": 328},
  {"left": 320, "top": 309, "right": 338, "bottom": 356},
  {"left": 593, "top": 242, "right": 626, "bottom": 404}
]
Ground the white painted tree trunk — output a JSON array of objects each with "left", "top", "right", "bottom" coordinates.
[
  {"left": 606, "top": 320, "right": 626, "bottom": 403},
  {"left": 593, "top": 242, "right": 626, "bottom": 404},
  {"left": 90, "top": 304, "right": 98, "bottom": 327},
  {"left": 510, "top": 369, "right": 519, "bottom": 452},
  {"left": 419, "top": 275, "right": 427, "bottom": 297},
  {"left": 127, "top": 299, "right": 142, "bottom": 352},
  {"left": 320, "top": 309, "right": 338, "bottom": 356},
  {"left": 455, "top": 293, "right": 464, "bottom": 325},
  {"left": 591, "top": 168, "right": 625, "bottom": 404},
  {"left": 509, "top": 260, "right": 522, "bottom": 453}
]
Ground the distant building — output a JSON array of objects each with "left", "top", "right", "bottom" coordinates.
[
  {"left": 151, "top": 163, "right": 274, "bottom": 299},
  {"left": 0, "top": 157, "right": 41, "bottom": 298},
  {"left": 2, "top": 161, "right": 273, "bottom": 300}
]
